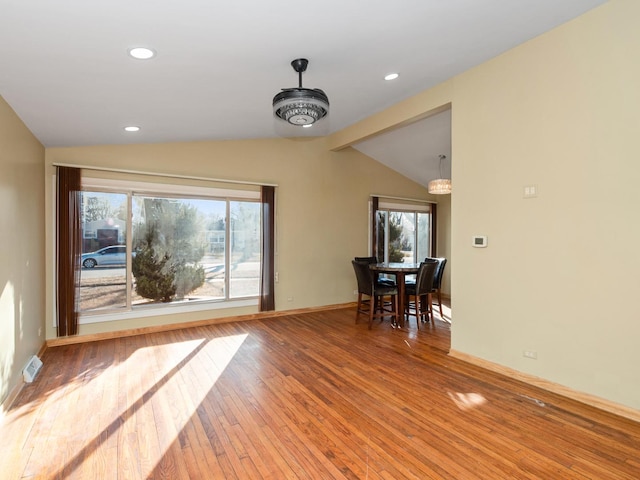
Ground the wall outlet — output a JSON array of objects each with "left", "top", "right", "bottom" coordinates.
[
  {"left": 275, "top": 272, "right": 279, "bottom": 283},
  {"left": 523, "top": 350, "right": 538, "bottom": 359},
  {"left": 353, "top": 290, "right": 358, "bottom": 295},
  {"left": 287, "top": 296, "right": 293, "bottom": 302}
]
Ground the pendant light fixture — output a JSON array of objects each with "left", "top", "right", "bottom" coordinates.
[{"left": 428, "top": 154, "right": 452, "bottom": 195}]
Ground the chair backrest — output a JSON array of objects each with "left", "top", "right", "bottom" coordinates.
[
  {"left": 354, "top": 256, "right": 378, "bottom": 264},
  {"left": 352, "top": 260, "right": 374, "bottom": 295},
  {"left": 414, "top": 260, "right": 439, "bottom": 296},
  {"left": 425, "top": 257, "right": 447, "bottom": 289}
]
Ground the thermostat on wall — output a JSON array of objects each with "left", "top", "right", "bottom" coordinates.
[{"left": 472, "top": 235, "right": 488, "bottom": 247}]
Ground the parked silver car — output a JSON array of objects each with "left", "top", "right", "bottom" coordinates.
[{"left": 81, "top": 245, "right": 127, "bottom": 268}]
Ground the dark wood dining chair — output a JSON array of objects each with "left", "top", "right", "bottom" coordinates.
[
  {"left": 404, "top": 260, "right": 438, "bottom": 328},
  {"left": 351, "top": 260, "right": 399, "bottom": 329},
  {"left": 427, "top": 257, "right": 447, "bottom": 318},
  {"left": 406, "top": 257, "right": 447, "bottom": 319},
  {"left": 353, "top": 256, "right": 396, "bottom": 286}
]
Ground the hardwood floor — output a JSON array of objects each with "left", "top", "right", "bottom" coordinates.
[{"left": 2, "top": 306, "right": 639, "bottom": 479}]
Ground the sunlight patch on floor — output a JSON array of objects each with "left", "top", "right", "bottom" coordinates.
[
  {"left": 42, "top": 334, "right": 247, "bottom": 479},
  {"left": 434, "top": 302, "right": 452, "bottom": 324},
  {"left": 143, "top": 334, "right": 248, "bottom": 477},
  {"left": 447, "top": 391, "right": 487, "bottom": 411}
]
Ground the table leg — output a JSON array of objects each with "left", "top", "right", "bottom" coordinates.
[{"left": 397, "top": 272, "right": 406, "bottom": 328}]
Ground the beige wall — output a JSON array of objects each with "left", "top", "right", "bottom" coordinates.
[
  {"left": 0, "top": 97, "right": 45, "bottom": 411},
  {"left": 45, "top": 138, "right": 432, "bottom": 337},
  {"left": 328, "top": 0, "right": 640, "bottom": 410},
  {"left": 435, "top": 193, "right": 451, "bottom": 295},
  {"left": 451, "top": 0, "right": 640, "bottom": 410}
]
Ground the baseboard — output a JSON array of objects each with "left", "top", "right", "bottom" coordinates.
[
  {"left": 0, "top": 380, "right": 24, "bottom": 422},
  {"left": 449, "top": 349, "right": 640, "bottom": 424},
  {"left": 47, "top": 302, "right": 357, "bottom": 348}
]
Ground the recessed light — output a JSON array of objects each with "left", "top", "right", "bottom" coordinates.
[
  {"left": 384, "top": 73, "right": 399, "bottom": 81},
  {"left": 124, "top": 126, "right": 140, "bottom": 132},
  {"left": 128, "top": 47, "right": 156, "bottom": 60}
]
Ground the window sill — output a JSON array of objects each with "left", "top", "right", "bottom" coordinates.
[{"left": 78, "top": 298, "right": 259, "bottom": 325}]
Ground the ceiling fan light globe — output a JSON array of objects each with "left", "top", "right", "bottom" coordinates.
[
  {"left": 273, "top": 92, "right": 329, "bottom": 126},
  {"left": 287, "top": 109, "right": 318, "bottom": 125}
]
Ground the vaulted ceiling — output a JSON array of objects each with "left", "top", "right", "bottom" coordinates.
[{"left": 0, "top": 0, "right": 606, "bottom": 187}]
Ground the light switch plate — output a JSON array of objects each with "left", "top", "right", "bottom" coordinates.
[{"left": 523, "top": 185, "right": 538, "bottom": 198}]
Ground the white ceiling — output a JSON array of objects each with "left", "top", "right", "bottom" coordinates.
[
  {"left": 353, "top": 109, "right": 452, "bottom": 189},
  {"left": 0, "top": 0, "right": 605, "bottom": 185}
]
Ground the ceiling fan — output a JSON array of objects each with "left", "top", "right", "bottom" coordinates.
[{"left": 272, "top": 58, "right": 329, "bottom": 133}]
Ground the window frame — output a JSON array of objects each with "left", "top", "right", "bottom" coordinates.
[
  {"left": 60, "top": 177, "right": 261, "bottom": 325},
  {"left": 372, "top": 200, "right": 435, "bottom": 264}
]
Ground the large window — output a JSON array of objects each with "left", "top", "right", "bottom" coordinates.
[
  {"left": 375, "top": 201, "right": 434, "bottom": 263},
  {"left": 77, "top": 178, "right": 261, "bottom": 320}
]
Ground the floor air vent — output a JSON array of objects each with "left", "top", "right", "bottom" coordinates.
[{"left": 23, "top": 355, "right": 43, "bottom": 383}]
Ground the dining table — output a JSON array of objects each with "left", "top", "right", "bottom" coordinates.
[{"left": 369, "top": 262, "right": 420, "bottom": 328}]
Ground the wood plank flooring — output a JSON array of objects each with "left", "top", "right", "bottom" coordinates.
[{"left": 2, "top": 306, "right": 640, "bottom": 479}]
